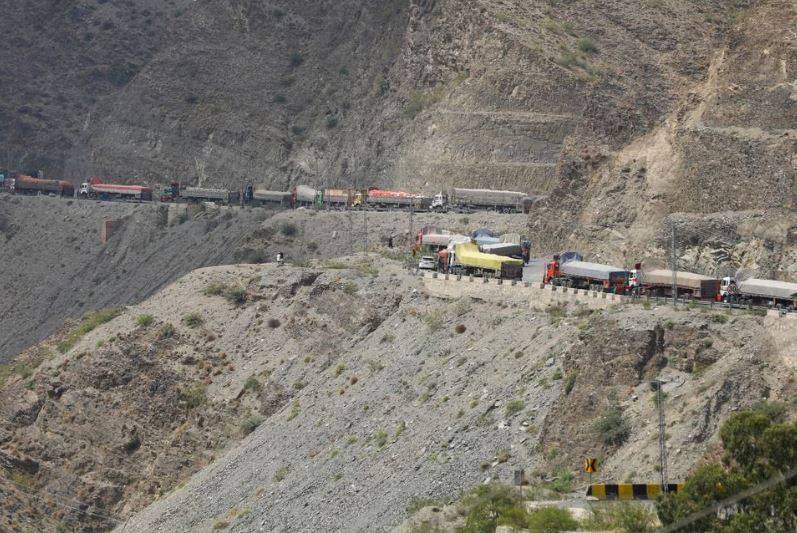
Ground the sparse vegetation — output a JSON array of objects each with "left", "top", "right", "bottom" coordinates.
[
  {"left": 182, "top": 312, "right": 204, "bottom": 328},
  {"left": 373, "top": 430, "right": 388, "bottom": 448},
  {"left": 273, "top": 466, "right": 289, "bottom": 482},
  {"left": 422, "top": 309, "right": 445, "bottom": 332},
  {"left": 280, "top": 222, "right": 298, "bottom": 237},
  {"left": 179, "top": 383, "right": 207, "bottom": 410},
  {"left": 287, "top": 400, "right": 300, "bottom": 420},
  {"left": 136, "top": 314, "right": 154, "bottom": 328},
  {"left": 585, "top": 502, "right": 657, "bottom": 532},
  {"left": 496, "top": 448, "right": 511, "bottom": 463},
  {"left": 239, "top": 414, "right": 264, "bottom": 436},
  {"left": 594, "top": 406, "right": 630, "bottom": 446},
  {"left": 57, "top": 308, "right": 122, "bottom": 353},
  {"left": 158, "top": 322, "right": 176, "bottom": 339},
  {"left": 289, "top": 52, "right": 304, "bottom": 67},
  {"left": 577, "top": 37, "right": 598, "bottom": 54},
  {"left": 267, "top": 318, "right": 281, "bottom": 328},
  {"left": 505, "top": 400, "right": 525, "bottom": 417},
  {"left": 710, "top": 313, "right": 729, "bottom": 324},
  {"left": 244, "top": 375, "right": 261, "bottom": 392},
  {"left": 564, "top": 373, "right": 577, "bottom": 395}
]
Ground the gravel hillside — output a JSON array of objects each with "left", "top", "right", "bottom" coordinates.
[
  {"left": 3, "top": 258, "right": 793, "bottom": 531},
  {"left": 0, "top": 193, "right": 528, "bottom": 363}
]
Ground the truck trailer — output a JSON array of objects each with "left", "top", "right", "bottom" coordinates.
[
  {"left": 544, "top": 257, "right": 630, "bottom": 293},
  {"left": 179, "top": 186, "right": 239, "bottom": 204},
  {"left": 632, "top": 268, "right": 721, "bottom": 299},
  {"left": 13, "top": 175, "right": 74, "bottom": 197},
  {"left": 722, "top": 277, "right": 797, "bottom": 309},
  {"left": 79, "top": 177, "right": 152, "bottom": 202},
  {"left": 252, "top": 189, "right": 292, "bottom": 207},
  {"left": 354, "top": 188, "right": 430, "bottom": 210},
  {"left": 431, "top": 188, "right": 533, "bottom": 213}
]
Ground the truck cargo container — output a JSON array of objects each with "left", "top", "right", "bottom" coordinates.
[
  {"left": 431, "top": 188, "right": 533, "bottom": 213},
  {"left": 322, "top": 188, "right": 353, "bottom": 208},
  {"left": 632, "top": 268, "right": 721, "bottom": 299},
  {"left": 13, "top": 175, "right": 74, "bottom": 197},
  {"left": 292, "top": 185, "right": 320, "bottom": 207},
  {"left": 180, "top": 186, "right": 239, "bottom": 205},
  {"left": 354, "top": 188, "right": 430, "bottom": 210},
  {"left": 80, "top": 178, "right": 152, "bottom": 201},
  {"left": 252, "top": 189, "right": 292, "bottom": 207},
  {"left": 442, "top": 242, "right": 523, "bottom": 279},
  {"left": 722, "top": 277, "right": 797, "bottom": 309},
  {"left": 544, "top": 256, "right": 630, "bottom": 293}
]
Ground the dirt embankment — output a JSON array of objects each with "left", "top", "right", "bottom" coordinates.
[{"left": 2, "top": 257, "right": 793, "bottom": 532}]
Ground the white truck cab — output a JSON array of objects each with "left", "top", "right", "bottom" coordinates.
[
  {"left": 720, "top": 276, "right": 736, "bottom": 299},
  {"left": 430, "top": 193, "right": 446, "bottom": 210},
  {"left": 79, "top": 182, "right": 91, "bottom": 197}
]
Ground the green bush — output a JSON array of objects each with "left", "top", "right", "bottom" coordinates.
[
  {"left": 461, "top": 484, "right": 528, "bottom": 532},
  {"left": 374, "top": 430, "right": 388, "bottom": 448},
  {"left": 505, "top": 400, "right": 525, "bottom": 417},
  {"left": 182, "top": 313, "right": 204, "bottom": 328},
  {"left": 289, "top": 52, "right": 303, "bottom": 67},
  {"left": 585, "top": 502, "right": 657, "bottom": 532},
  {"left": 179, "top": 383, "right": 207, "bottom": 409},
  {"left": 273, "top": 466, "right": 289, "bottom": 482},
  {"left": 224, "top": 286, "right": 247, "bottom": 306},
  {"left": 526, "top": 507, "right": 578, "bottom": 531},
  {"left": 273, "top": 94, "right": 286, "bottom": 103},
  {"left": 326, "top": 116, "right": 339, "bottom": 129},
  {"left": 280, "top": 222, "right": 298, "bottom": 237},
  {"left": 710, "top": 313, "right": 729, "bottom": 324},
  {"left": 578, "top": 37, "right": 599, "bottom": 54},
  {"left": 657, "top": 402, "right": 797, "bottom": 531},
  {"left": 239, "top": 414, "right": 264, "bottom": 436},
  {"left": 204, "top": 281, "right": 227, "bottom": 296},
  {"left": 594, "top": 407, "right": 630, "bottom": 446},
  {"left": 136, "top": 314, "right": 154, "bottom": 328},
  {"left": 244, "top": 375, "right": 262, "bottom": 392},
  {"left": 564, "top": 373, "right": 577, "bottom": 395},
  {"left": 422, "top": 309, "right": 445, "bottom": 332}
]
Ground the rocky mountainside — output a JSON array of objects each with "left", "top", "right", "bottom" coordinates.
[
  {"left": 2, "top": 0, "right": 794, "bottom": 273},
  {"left": 1, "top": 259, "right": 794, "bottom": 531}
]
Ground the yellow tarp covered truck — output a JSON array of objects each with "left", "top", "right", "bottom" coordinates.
[{"left": 448, "top": 242, "right": 524, "bottom": 279}]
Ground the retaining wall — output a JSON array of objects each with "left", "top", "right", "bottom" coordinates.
[{"left": 419, "top": 271, "right": 797, "bottom": 320}]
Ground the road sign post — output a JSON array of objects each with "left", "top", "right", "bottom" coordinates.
[{"left": 584, "top": 457, "right": 597, "bottom": 485}]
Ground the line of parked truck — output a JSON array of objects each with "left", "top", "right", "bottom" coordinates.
[
  {"left": 1, "top": 172, "right": 537, "bottom": 214},
  {"left": 417, "top": 229, "right": 797, "bottom": 311}
]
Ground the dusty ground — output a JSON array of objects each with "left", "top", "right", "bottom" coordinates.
[{"left": 3, "top": 257, "right": 792, "bottom": 532}]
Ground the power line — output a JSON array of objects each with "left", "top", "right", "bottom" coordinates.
[{"left": 1, "top": 476, "right": 123, "bottom": 525}]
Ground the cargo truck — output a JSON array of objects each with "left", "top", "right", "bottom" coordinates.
[
  {"left": 630, "top": 267, "right": 721, "bottom": 299},
  {"left": 13, "top": 175, "right": 74, "bottom": 197},
  {"left": 430, "top": 188, "right": 534, "bottom": 213},
  {"left": 440, "top": 242, "right": 524, "bottom": 279},
  {"left": 544, "top": 256, "right": 630, "bottom": 293},
  {"left": 80, "top": 177, "right": 152, "bottom": 201},
  {"left": 353, "top": 188, "right": 431, "bottom": 210},
  {"left": 721, "top": 277, "right": 797, "bottom": 309},
  {"left": 292, "top": 185, "right": 322, "bottom": 208}
]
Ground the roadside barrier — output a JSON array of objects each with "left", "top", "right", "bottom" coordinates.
[{"left": 587, "top": 483, "right": 684, "bottom": 500}]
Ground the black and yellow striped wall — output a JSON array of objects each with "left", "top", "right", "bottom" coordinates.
[{"left": 587, "top": 483, "right": 684, "bottom": 500}]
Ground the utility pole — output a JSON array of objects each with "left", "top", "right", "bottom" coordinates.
[
  {"left": 671, "top": 223, "right": 678, "bottom": 307},
  {"left": 363, "top": 209, "right": 368, "bottom": 254},
  {"left": 654, "top": 380, "right": 669, "bottom": 493},
  {"left": 409, "top": 201, "right": 414, "bottom": 247}
]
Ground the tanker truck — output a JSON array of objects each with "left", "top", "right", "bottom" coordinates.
[
  {"left": 13, "top": 175, "right": 74, "bottom": 197},
  {"left": 79, "top": 177, "right": 152, "bottom": 201}
]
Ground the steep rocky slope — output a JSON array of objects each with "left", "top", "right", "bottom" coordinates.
[
  {"left": 1, "top": 259, "right": 794, "bottom": 531},
  {"left": 0, "top": 193, "right": 528, "bottom": 363}
]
